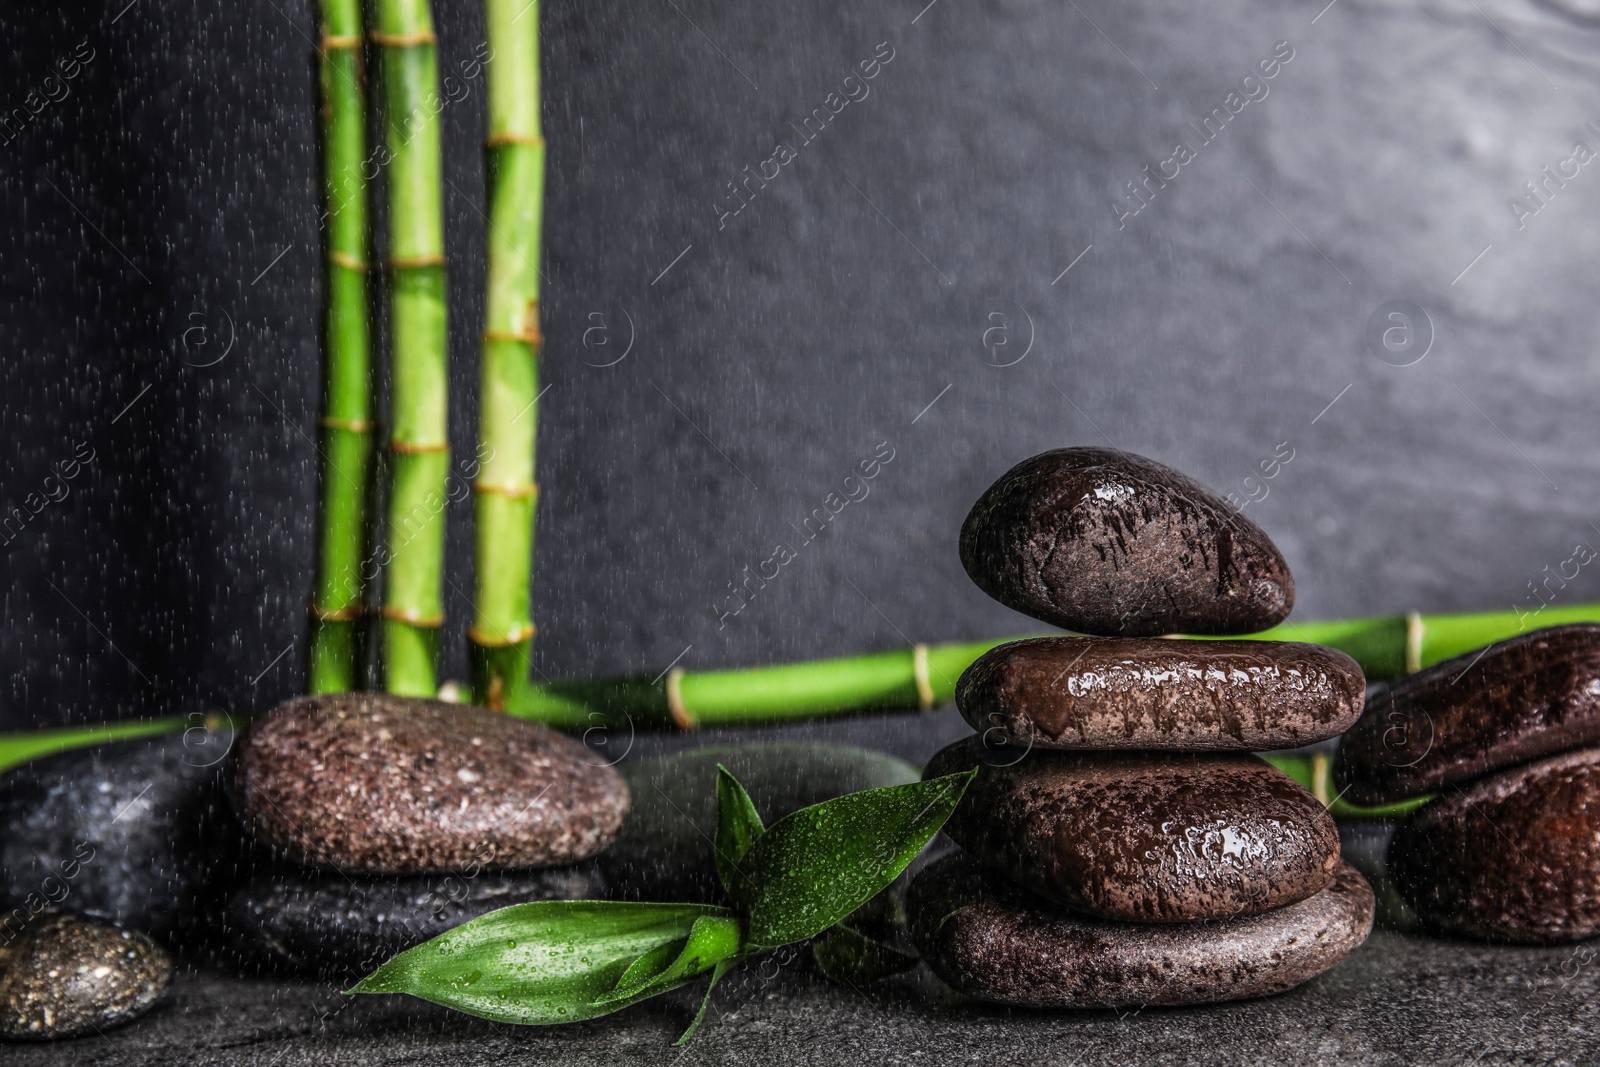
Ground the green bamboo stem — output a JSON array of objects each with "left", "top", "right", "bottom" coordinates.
[
  {"left": 307, "top": 0, "right": 375, "bottom": 694},
  {"left": 376, "top": 0, "right": 449, "bottom": 696},
  {"left": 7, "top": 603, "right": 1600, "bottom": 776},
  {"left": 469, "top": 0, "right": 545, "bottom": 710},
  {"left": 500, "top": 602, "right": 1600, "bottom": 731}
]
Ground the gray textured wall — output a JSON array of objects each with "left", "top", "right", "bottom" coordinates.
[{"left": 4, "top": 0, "right": 1600, "bottom": 732}]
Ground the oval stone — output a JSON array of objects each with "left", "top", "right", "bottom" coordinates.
[
  {"left": 235, "top": 695, "right": 629, "bottom": 874},
  {"left": 958, "top": 448, "right": 1293, "bottom": 636},
  {"left": 925, "top": 739, "right": 1340, "bottom": 922},
  {"left": 0, "top": 913, "right": 172, "bottom": 1040},
  {"left": 1334, "top": 624, "right": 1600, "bottom": 805},
  {"left": 1388, "top": 746, "right": 1600, "bottom": 943},
  {"left": 957, "top": 636, "right": 1364, "bottom": 750},
  {"left": 226, "top": 863, "right": 605, "bottom": 980},
  {"left": 600, "top": 743, "right": 919, "bottom": 902},
  {"left": 908, "top": 851, "right": 1374, "bottom": 1008},
  {"left": 0, "top": 731, "right": 241, "bottom": 939}
]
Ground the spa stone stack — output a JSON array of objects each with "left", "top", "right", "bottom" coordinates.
[{"left": 908, "top": 447, "right": 1376, "bottom": 1008}]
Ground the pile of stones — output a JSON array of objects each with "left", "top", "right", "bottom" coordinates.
[
  {"left": 1335, "top": 622, "right": 1600, "bottom": 942},
  {"left": 908, "top": 447, "right": 1377, "bottom": 1008}
]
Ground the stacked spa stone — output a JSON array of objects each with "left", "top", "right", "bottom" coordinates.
[
  {"left": 225, "top": 693, "right": 628, "bottom": 980},
  {"left": 908, "top": 447, "right": 1376, "bottom": 1008},
  {"left": 1335, "top": 623, "right": 1600, "bottom": 943}
]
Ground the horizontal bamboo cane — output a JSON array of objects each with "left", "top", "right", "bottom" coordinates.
[{"left": 499, "top": 602, "right": 1600, "bottom": 730}]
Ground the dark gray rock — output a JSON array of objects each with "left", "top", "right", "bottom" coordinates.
[
  {"left": 601, "top": 743, "right": 919, "bottom": 902},
  {"left": 926, "top": 738, "right": 1340, "bottom": 922},
  {"left": 1335, "top": 625, "right": 1600, "bottom": 804},
  {"left": 236, "top": 695, "right": 629, "bottom": 874},
  {"left": 1388, "top": 746, "right": 1600, "bottom": 943},
  {"left": 0, "top": 732, "right": 241, "bottom": 940},
  {"left": 0, "top": 913, "right": 171, "bottom": 1040},
  {"left": 958, "top": 448, "right": 1294, "bottom": 636},
  {"left": 908, "top": 851, "right": 1373, "bottom": 1009},
  {"left": 225, "top": 863, "right": 606, "bottom": 982},
  {"left": 957, "top": 636, "right": 1363, "bottom": 750}
]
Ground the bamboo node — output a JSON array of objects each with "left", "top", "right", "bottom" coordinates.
[
  {"left": 386, "top": 254, "right": 448, "bottom": 270},
  {"left": 389, "top": 439, "right": 450, "bottom": 455},
  {"left": 666, "top": 668, "right": 695, "bottom": 730},
  {"left": 1404, "top": 611, "right": 1424, "bottom": 674},
  {"left": 328, "top": 251, "right": 370, "bottom": 272},
  {"left": 481, "top": 329, "right": 543, "bottom": 345},
  {"left": 309, "top": 601, "right": 364, "bottom": 622},
  {"left": 381, "top": 605, "right": 444, "bottom": 628},
  {"left": 320, "top": 417, "right": 371, "bottom": 433},
  {"left": 370, "top": 30, "right": 437, "bottom": 47},
  {"left": 320, "top": 34, "right": 363, "bottom": 50},
  {"left": 912, "top": 643, "right": 935, "bottom": 711},
  {"left": 1310, "top": 752, "right": 1334, "bottom": 808},
  {"left": 473, "top": 482, "right": 540, "bottom": 499},
  {"left": 468, "top": 623, "right": 536, "bottom": 648},
  {"left": 486, "top": 132, "right": 546, "bottom": 148}
]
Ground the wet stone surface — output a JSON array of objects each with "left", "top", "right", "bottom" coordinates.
[
  {"left": 907, "top": 851, "right": 1374, "bottom": 1008},
  {"left": 1388, "top": 746, "right": 1600, "bottom": 943},
  {"left": 226, "top": 863, "right": 606, "bottom": 981},
  {"left": 957, "top": 636, "right": 1364, "bottom": 751},
  {"left": 0, "top": 732, "right": 240, "bottom": 939},
  {"left": 1335, "top": 624, "right": 1600, "bottom": 805},
  {"left": 235, "top": 695, "right": 629, "bottom": 874},
  {"left": 958, "top": 448, "right": 1294, "bottom": 636},
  {"left": 601, "top": 743, "right": 919, "bottom": 902},
  {"left": 0, "top": 913, "right": 171, "bottom": 1040},
  {"left": 925, "top": 739, "right": 1340, "bottom": 922}
]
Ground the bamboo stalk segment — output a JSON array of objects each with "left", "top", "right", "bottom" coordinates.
[
  {"left": 307, "top": 0, "right": 375, "bottom": 694},
  {"left": 470, "top": 0, "right": 545, "bottom": 709},
  {"left": 375, "top": 0, "right": 449, "bottom": 697}
]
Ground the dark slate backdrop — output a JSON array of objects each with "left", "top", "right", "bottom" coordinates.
[{"left": 5, "top": 0, "right": 1600, "bottom": 733}]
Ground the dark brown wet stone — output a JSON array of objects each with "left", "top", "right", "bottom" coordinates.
[
  {"left": 925, "top": 739, "right": 1340, "bottom": 922},
  {"left": 958, "top": 448, "right": 1293, "bottom": 636},
  {"left": 1334, "top": 624, "right": 1600, "bottom": 805},
  {"left": 235, "top": 694, "right": 629, "bottom": 875},
  {"left": 907, "top": 851, "right": 1374, "bottom": 1009},
  {"left": 1388, "top": 746, "right": 1600, "bottom": 943},
  {"left": 957, "top": 636, "right": 1363, "bottom": 750},
  {"left": 0, "top": 913, "right": 171, "bottom": 1040}
]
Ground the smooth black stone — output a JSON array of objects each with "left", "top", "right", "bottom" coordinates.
[
  {"left": 0, "top": 732, "right": 242, "bottom": 940},
  {"left": 225, "top": 864, "right": 606, "bottom": 981},
  {"left": 959, "top": 448, "right": 1294, "bottom": 636},
  {"left": 600, "top": 743, "right": 920, "bottom": 902},
  {"left": 0, "top": 912, "right": 171, "bottom": 1040}
]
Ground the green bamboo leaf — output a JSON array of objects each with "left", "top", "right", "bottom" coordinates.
[
  {"left": 714, "top": 764, "right": 765, "bottom": 902},
  {"left": 599, "top": 913, "right": 743, "bottom": 1005},
  {"left": 673, "top": 957, "right": 735, "bottom": 1047},
  {"left": 738, "top": 770, "right": 976, "bottom": 950},
  {"left": 812, "top": 925, "right": 919, "bottom": 987},
  {"left": 347, "top": 900, "right": 736, "bottom": 1024}
]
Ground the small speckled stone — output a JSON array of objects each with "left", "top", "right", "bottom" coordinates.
[
  {"left": 925, "top": 739, "right": 1340, "bottom": 922},
  {"left": 959, "top": 448, "right": 1294, "bottom": 636},
  {"left": 1335, "top": 624, "right": 1600, "bottom": 805},
  {"left": 600, "top": 743, "right": 919, "bottom": 902},
  {"left": 908, "top": 851, "right": 1374, "bottom": 1008},
  {"left": 0, "top": 913, "right": 171, "bottom": 1040},
  {"left": 227, "top": 863, "right": 605, "bottom": 980},
  {"left": 1388, "top": 746, "right": 1600, "bottom": 943},
  {"left": 235, "top": 694, "right": 629, "bottom": 874},
  {"left": 957, "top": 636, "right": 1364, "bottom": 750}
]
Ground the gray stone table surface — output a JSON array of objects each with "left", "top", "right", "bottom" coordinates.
[{"left": 6, "top": 930, "right": 1596, "bottom": 1066}]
